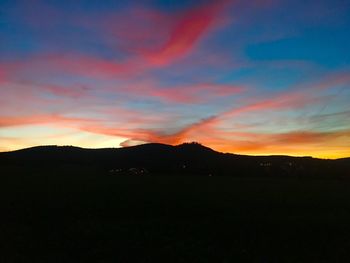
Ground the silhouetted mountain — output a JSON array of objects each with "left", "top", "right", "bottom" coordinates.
[{"left": 0, "top": 142, "right": 349, "bottom": 178}]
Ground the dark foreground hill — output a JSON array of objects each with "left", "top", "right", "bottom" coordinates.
[
  {"left": 1, "top": 143, "right": 350, "bottom": 262},
  {"left": 0, "top": 142, "right": 349, "bottom": 178}
]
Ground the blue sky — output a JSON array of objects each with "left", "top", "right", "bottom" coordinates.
[{"left": 0, "top": 0, "right": 349, "bottom": 157}]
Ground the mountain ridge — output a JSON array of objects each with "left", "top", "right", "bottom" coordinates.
[
  {"left": 0, "top": 142, "right": 322, "bottom": 159},
  {"left": 1, "top": 142, "right": 349, "bottom": 178}
]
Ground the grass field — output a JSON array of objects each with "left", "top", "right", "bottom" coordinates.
[{"left": 1, "top": 168, "right": 349, "bottom": 262}]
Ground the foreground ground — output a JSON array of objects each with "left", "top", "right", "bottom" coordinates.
[{"left": 1, "top": 168, "right": 349, "bottom": 262}]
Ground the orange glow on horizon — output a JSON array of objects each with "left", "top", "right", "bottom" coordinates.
[{"left": 0, "top": 123, "right": 349, "bottom": 159}]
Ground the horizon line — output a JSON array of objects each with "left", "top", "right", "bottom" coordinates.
[{"left": 1, "top": 143, "right": 348, "bottom": 160}]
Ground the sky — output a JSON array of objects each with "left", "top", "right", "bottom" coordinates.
[{"left": 0, "top": 0, "right": 350, "bottom": 158}]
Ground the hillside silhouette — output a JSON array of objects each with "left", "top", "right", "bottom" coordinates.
[
  {"left": 1, "top": 142, "right": 350, "bottom": 262},
  {"left": 1, "top": 142, "right": 348, "bottom": 178}
]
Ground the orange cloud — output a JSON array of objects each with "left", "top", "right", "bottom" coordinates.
[
  {"left": 273, "top": 130, "right": 350, "bottom": 145},
  {"left": 183, "top": 129, "right": 350, "bottom": 158},
  {"left": 0, "top": 114, "right": 97, "bottom": 128}
]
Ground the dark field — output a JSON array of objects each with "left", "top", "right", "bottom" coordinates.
[{"left": 1, "top": 168, "right": 349, "bottom": 262}]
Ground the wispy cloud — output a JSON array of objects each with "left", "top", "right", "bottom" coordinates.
[
  {"left": 1, "top": 0, "right": 349, "bottom": 158},
  {"left": 142, "top": 1, "right": 233, "bottom": 66}
]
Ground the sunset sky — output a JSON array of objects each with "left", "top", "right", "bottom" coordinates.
[{"left": 0, "top": 0, "right": 349, "bottom": 158}]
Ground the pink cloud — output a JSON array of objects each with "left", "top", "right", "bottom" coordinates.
[
  {"left": 89, "top": 1, "right": 234, "bottom": 67},
  {"left": 127, "top": 70, "right": 350, "bottom": 144},
  {"left": 0, "top": 54, "right": 145, "bottom": 84},
  {"left": 71, "top": 87, "right": 331, "bottom": 147},
  {"left": 31, "top": 54, "right": 139, "bottom": 79},
  {"left": 14, "top": 0, "right": 232, "bottom": 67},
  {"left": 0, "top": 1, "right": 239, "bottom": 87},
  {"left": 143, "top": 1, "right": 233, "bottom": 66},
  {"left": 0, "top": 66, "right": 6, "bottom": 83}
]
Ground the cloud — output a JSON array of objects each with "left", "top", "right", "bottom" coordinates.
[
  {"left": 119, "top": 139, "right": 148, "bottom": 147},
  {"left": 21, "top": 54, "right": 139, "bottom": 79},
  {"left": 79, "top": 1, "right": 234, "bottom": 67},
  {"left": 110, "top": 70, "right": 350, "bottom": 148},
  {"left": 114, "top": 81, "right": 244, "bottom": 104},
  {"left": 13, "top": 0, "right": 234, "bottom": 69},
  {"left": 1, "top": 1, "right": 349, "bottom": 158},
  {"left": 44, "top": 84, "right": 89, "bottom": 99},
  {"left": 142, "top": 0, "right": 233, "bottom": 66},
  {"left": 0, "top": 66, "right": 6, "bottom": 83},
  {"left": 273, "top": 130, "right": 350, "bottom": 144},
  {"left": 0, "top": 114, "right": 97, "bottom": 128},
  {"left": 181, "top": 128, "right": 350, "bottom": 158}
]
